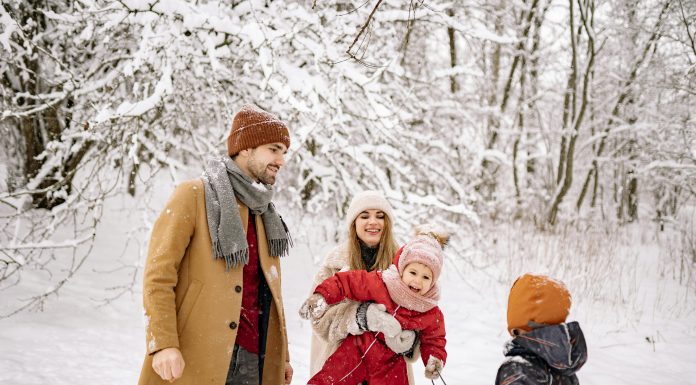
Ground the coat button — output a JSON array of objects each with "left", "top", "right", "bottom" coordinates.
[
  {"left": 229, "top": 321, "right": 237, "bottom": 330},
  {"left": 235, "top": 285, "right": 242, "bottom": 293}
]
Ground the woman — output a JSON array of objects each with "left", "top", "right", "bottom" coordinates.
[{"left": 307, "top": 190, "right": 418, "bottom": 384}]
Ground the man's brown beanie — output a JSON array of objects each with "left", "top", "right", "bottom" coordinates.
[
  {"left": 507, "top": 273, "right": 571, "bottom": 335},
  {"left": 227, "top": 104, "right": 290, "bottom": 156}
]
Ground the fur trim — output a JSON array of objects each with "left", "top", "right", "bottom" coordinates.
[{"left": 311, "top": 243, "right": 349, "bottom": 292}]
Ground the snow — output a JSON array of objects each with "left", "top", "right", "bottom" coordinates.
[
  {"left": 1, "top": 1, "right": 694, "bottom": 382},
  {"left": 111, "top": 65, "right": 173, "bottom": 119},
  {"left": 0, "top": 190, "right": 695, "bottom": 385},
  {"left": 305, "top": 295, "right": 328, "bottom": 321},
  {"left": 269, "top": 265, "right": 278, "bottom": 281},
  {"left": 0, "top": 6, "right": 19, "bottom": 52},
  {"left": 4, "top": 233, "right": 93, "bottom": 251},
  {"left": 375, "top": 9, "right": 515, "bottom": 44}
]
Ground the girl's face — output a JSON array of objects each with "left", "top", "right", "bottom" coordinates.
[
  {"left": 401, "top": 262, "right": 433, "bottom": 295},
  {"left": 354, "top": 209, "right": 385, "bottom": 247}
]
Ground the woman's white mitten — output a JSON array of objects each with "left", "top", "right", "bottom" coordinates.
[{"left": 299, "top": 293, "right": 328, "bottom": 320}]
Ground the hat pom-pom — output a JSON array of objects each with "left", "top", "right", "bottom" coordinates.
[{"left": 412, "top": 223, "right": 450, "bottom": 248}]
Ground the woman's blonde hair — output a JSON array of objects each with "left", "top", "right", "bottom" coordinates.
[{"left": 347, "top": 214, "right": 398, "bottom": 271}]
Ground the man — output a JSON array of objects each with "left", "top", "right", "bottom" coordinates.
[{"left": 138, "top": 104, "right": 294, "bottom": 385}]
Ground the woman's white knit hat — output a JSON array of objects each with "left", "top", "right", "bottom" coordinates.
[{"left": 345, "top": 190, "right": 395, "bottom": 226}]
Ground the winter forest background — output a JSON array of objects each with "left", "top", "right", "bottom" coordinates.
[{"left": 1, "top": 0, "right": 696, "bottom": 384}]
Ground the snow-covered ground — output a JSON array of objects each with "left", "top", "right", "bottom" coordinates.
[{"left": 1, "top": 191, "right": 696, "bottom": 385}]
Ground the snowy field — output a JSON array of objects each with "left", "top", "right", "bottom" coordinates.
[{"left": 1, "top": 190, "right": 696, "bottom": 385}]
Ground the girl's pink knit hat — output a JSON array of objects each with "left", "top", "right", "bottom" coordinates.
[{"left": 394, "top": 225, "right": 449, "bottom": 283}]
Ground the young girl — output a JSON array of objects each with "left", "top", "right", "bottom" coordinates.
[{"left": 300, "top": 230, "right": 448, "bottom": 385}]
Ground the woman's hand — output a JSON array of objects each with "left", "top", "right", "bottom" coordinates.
[{"left": 299, "top": 293, "right": 328, "bottom": 320}]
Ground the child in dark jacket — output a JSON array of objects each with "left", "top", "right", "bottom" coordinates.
[
  {"left": 300, "top": 231, "right": 448, "bottom": 385},
  {"left": 496, "top": 274, "right": 588, "bottom": 385}
]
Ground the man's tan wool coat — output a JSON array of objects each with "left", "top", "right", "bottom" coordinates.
[{"left": 138, "top": 179, "right": 289, "bottom": 385}]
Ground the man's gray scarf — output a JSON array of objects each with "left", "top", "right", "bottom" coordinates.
[{"left": 203, "top": 156, "right": 292, "bottom": 268}]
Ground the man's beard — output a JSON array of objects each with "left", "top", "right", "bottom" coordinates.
[{"left": 248, "top": 158, "right": 277, "bottom": 185}]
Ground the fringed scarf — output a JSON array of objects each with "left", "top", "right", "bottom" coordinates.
[
  {"left": 203, "top": 156, "right": 292, "bottom": 269},
  {"left": 381, "top": 265, "right": 440, "bottom": 312}
]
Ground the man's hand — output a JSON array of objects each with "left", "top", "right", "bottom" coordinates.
[
  {"left": 152, "top": 347, "right": 185, "bottom": 383},
  {"left": 424, "top": 356, "right": 444, "bottom": 380},
  {"left": 364, "top": 303, "right": 401, "bottom": 338},
  {"left": 384, "top": 329, "right": 417, "bottom": 354},
  {"left": 299, "top": 293, "right": 328, "bottom": 320},
  {"left": 284, "top": 361, "right": 293, "bottom": 384}
]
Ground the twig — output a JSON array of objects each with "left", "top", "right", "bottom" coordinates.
[
  {"left": 2, "top": 233, "right": 94, "bottom": 251},
  {"left": 678, "top": 0, "right": 696, "bottom": 59},
  {"left": 347, "top": 0, "right": 384, "bottom": 56}
]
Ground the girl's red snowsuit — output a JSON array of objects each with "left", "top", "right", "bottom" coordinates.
[{"left": 308, "top": 269, "right": 447, "bottom": 385}]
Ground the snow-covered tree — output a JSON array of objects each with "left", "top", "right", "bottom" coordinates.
[{"left": 1, "top": 0, "right": 694, "bottom": 315}]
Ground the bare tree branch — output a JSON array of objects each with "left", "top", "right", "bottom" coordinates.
[
  {"left": 678, "top": 0, "right": 696, "bottom": 59},
  {"left": 347, "top": 0, "right": 384, "bottom": 58}
]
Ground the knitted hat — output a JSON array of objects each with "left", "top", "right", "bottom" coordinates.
[
  {"left": 345, "top": 190, "right": 395, "bottom": 227},
  {"left": 507, "top": 273, "right": 571, "bottom": 335},
  {"left": 227, "top": 104, "right": 291, "bottom": 156},
  {"left": 396, "top": 235, "right": 444, "bottom": 283}
]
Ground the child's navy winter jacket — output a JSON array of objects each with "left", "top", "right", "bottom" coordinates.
[{"left": 495, "top": 321, "right": 587, "bottom": 385}]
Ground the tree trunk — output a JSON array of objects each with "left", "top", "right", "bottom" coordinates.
[
  {"left": 590, "top": 161, "right": 599, "bottom": 207},
  {"left": 447, "top": 9, "right": 458, "bottom": 93},
  {"left": 626, "top": 171, "right": 638, "bottom": 221},
  {"left": 3, "top": 2, "right": 92, "bottom": 210},
  {"left": 480, "top": 0, "right": 541, "bottom": 199},
  {"left": 477, "top": 0, "right": 505, "bottom": 199},
  {"left": 400, "top": 8, "right": 416, "bottom": 66},
  {"left": 486, "top": 0, "right": 541, "bottom": 150},
  {"left": 301, "top": 138, "right": 318, "bottom": 207},
  {"left": 525, "top": 2, "right": 548, "bottom": 181},
  {"left": 575, "top": 0, "right": 671, "bottom": 210},
  {"left": 548, "top": 0, "right": 589, "bottom": 225},
  {"left": 513, "top": 55, "right": 528, "bottom": 202}
]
